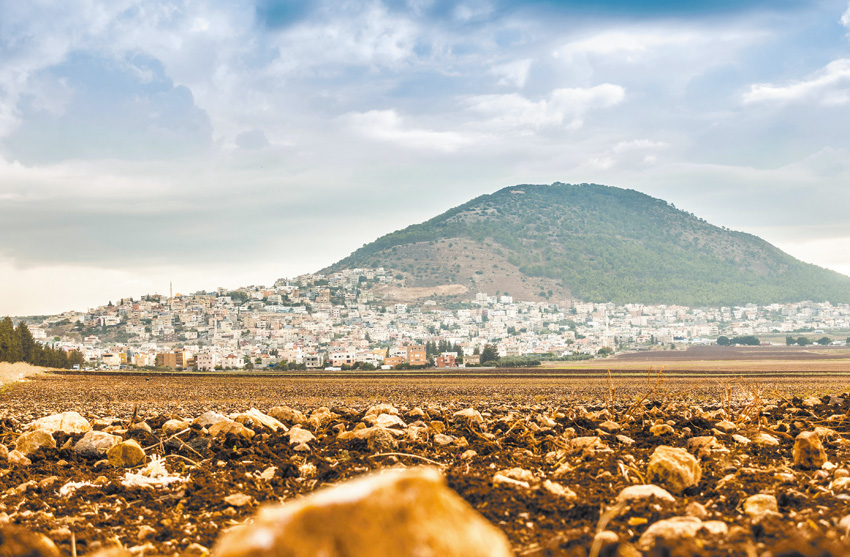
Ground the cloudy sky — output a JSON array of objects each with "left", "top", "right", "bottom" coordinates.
[{"left": 2, "top": 0, "right": 850, "bottom": 315}]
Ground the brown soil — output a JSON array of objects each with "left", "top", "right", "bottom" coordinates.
[{"left": 1, "top": 372, "right": 850, "bottom": 556}]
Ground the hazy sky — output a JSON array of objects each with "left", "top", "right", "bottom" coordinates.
[{"left": 2, "top": 0, "right": 850, "bottom": 315}]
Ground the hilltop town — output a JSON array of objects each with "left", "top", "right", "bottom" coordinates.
[{"left": 26, "top": 267, "right": 850, "bottom": 371}]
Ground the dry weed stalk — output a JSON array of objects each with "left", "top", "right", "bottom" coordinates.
[
  {"left": 621, "top": 367, "right": 666, "bottom": 423},
  {"left": 605, "top": 370, "right": 615, "bottom": 416}
]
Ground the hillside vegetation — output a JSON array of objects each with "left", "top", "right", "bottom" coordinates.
[{"left": 327, "top": 183, "right": 850, "bottom": 306}]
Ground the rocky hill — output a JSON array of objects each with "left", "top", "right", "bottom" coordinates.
[{"left": 325, "top": 183, "right": 850, "bottom": 306}]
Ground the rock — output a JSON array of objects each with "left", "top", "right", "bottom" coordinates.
[
  {"left": 365, "top": 403, "right": 400, "bottom": 417},
  {"left": 137, "top": 525, "right": 156, "bottom": 540},
  {"left": 212, "top": 467, "right": 512, "bottom": 557},
  {"left": 499, "top": 468, "right": 536, "bottom": 483},
  {"left": 542, "top": 480, "right": 577, "bottom": 501},
  {"left": 183, "top": 543, "right": 209, "bottom": 557},
  {"left": 831, "top": 477, "right": 850, "bottom": 492},
  {"left": 306, "top": 407, "right": 339, "bottom": 429},
  {"left": 129, "top": 422, "right": 152, "bottom": 434},
  {"left": 107, "top": 439, "right": 146, "bottom": 468},
  {"left": 0, "top": 525, "right": 60, "bottom": 557},
  {"left": 194, "top": 411, "right": 231, "bottom": 428},
  {"left": 598, "top": 420, "right": 621, "bottom": 433},
  {"left": 209, "top": 421, "right": 255, "bottom": 440},
  {"left": 646, "top": 446, "right": 702, "bottom": 494},
  {"left": 714, "top": 420, "right": 737, "bottom": 433},
  {"left": 685, "top": 502, "right": 708, "bottom": 519},
  {"left": 0, "top": 444, "right": 8, "bottom": 461},
  {"left": 234, "top": 408, "right": 287, "bottom": 432},
  {"left": 8, "top": 450, "right": 31, "bottom": 466},
  {"left": 732, "top": 434, "right": 751, "bottom": 445},
  {"left": 287, "top": 426, "right": 316, "bottom": 445},
  {"left": 616, "top": 484, "right": 676, "bottom": 504},
  {"left": 453, "top": 408, "right": 483, "bottom": 424},
  {"left": 162, "top": 419, "right": 190, "bottom": 436},
  {"left": 793, "top": 431, "right": 827, "bottom": 469},
  {"left": 687, "top": 436, "right": 727, "bottom": 458},
  {"left": 461, "top": 450, "right": 477, "bottom": 460},
  {"left": 743, "top": 494, "right": 779, "bottom": 521},
  {"left": 434, "top": 434, "right": 455, "bottom": 446},
  {"left": 15, "top": 430, "right": 56, "bottom": 456},
  {"left": 638, "top": 516, "right": 704, "bottom": 550},
  {"left": 29, "top": 411, "right": 92, "bottom": 435},
  {"left": 568, "top": 436, "right": 609, "bottom": 455},
  {"left": 752, "top": 433, "right": 780, "bottom": 446},
  {"left": 366, "top": 428, "right": 398, "bottom": 452},
  {"left": 593, "top": 530, "right": 619, "bottom": 546},
  {"left": 407, "top": 407, "right": 426, "bottom": 419},
  {"left": 75, "top": 431, "right": 122, "bottom": 459},
  {"left": 649, "top": 424, "right": 675, "bottom": 436},
  {"left": 366, "top": 414, "right": 406, "bottom": 429},
  {"left": 224, "top": 493, "right": 253, "bottom": 507},
  {"left": 701, "top": 521, "right": 728, "bottom": 536},
  {"left": 268, "top": 406, "right": 307, "bottom": 425}
]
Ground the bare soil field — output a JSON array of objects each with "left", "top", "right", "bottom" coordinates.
[
  {"left": 551, "top": 346, "right": 850, "bottom": 373},
  {"left": 2, "top": 371, "right": 850, "bottom": 556}
]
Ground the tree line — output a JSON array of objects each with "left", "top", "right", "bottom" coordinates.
[{"left": 0, "top": 317, "right": 83, "bottom": 369}]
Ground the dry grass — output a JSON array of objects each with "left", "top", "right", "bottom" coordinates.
[{"left": 0, "top": 362, "right": 46, "bottom": 386}]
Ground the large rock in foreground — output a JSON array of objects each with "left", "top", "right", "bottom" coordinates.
[
  {"left": 646, "top": 445, "right": 702, "bottom": 494},
  {"left": 212, "top": 467, "right": 512, "bottom": 557}
]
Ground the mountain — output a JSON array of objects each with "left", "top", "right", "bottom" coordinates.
[{"left": 325, "top": 183, "right": 850, "bottom": 306}]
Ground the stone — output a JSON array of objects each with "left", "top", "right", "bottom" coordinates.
[
  {"left": 492, "top": 474, "right": 530, "bottom": 489},
  {"left": 183, "top": 544, "right": 209, "bottom": 557},
  {"left": 453, "top": 408, "right": 483, "bottom": 424},
  {"left": 209, "top": 421, "right": 255, "bottom": 440},
  {"left": 685, "top": 502, "right": 708, "bottom": 519},
  {"left": 366, "top": 428, "right": 398, "bottom": 452},
  {"left": 194, "top": 411, "right": 231, "bottom": 428},
  {"left": 0, "top": 525, "right": 60, "bottom": 557},
  {"left": 701, "top": 521, "right": 728, "bottom": 536},
  {"left": 212, "top": 467, "right": 512, "bottom": 557},
  {"left": 831, "top": 477, "right": 850, "bottom": 492},
  {"left": 615, "top": 435, "right": 634, "bottom": 446},
  {"left": 434, "top": 434, "right": 455, "bottom": 446},
  {"left": 29, "top": 412, "right": 92, "bottom": 435},
  {"left": 793, "top": 431, "right": 827, "bottom": 469},
  {"left": 224, "top": 493, "right": 253, "bottom": 507},
  {"left": 461, "top": 450, "right": 477, "bottom": 460},
  {"left": 0, "top": 444, "right": 8, "bottom": 461},
  {"left": 75, "top": 431, "right": 122, "bottom": 459},
  {"left": 162, "top": 419, "right": 190, "bottom": 436},
  {"left": 598, "top": 420, "right": 621, "bottom": 433},
  {"left": 743, "top": 494, "right": 779, "bottom": 521},
  {"left": 107, "top": 439, "right": 146, "bottom": 468},
  {"left": 687, "top": 436, "right": 727, "bottom": 458},
  {"left": 616, "top": 484, "right": 676, "bottom": 504},
  {"left": 8, "top": 450, "right": 31, "bottom": 466},
  {"left": 646, "top": 445, "right": 701, "bottom": 494},
  {"left": 306, "top": 407, "right": 338, "bottom": 429},
  {"left": 365, "top": 403, "right": 400, "bottom": 417},
  {"left": 593, "top": 531, "right": 619, "bottom": 546},
  {"left": 638, "top": 516, "right": 704, "bottom": 550},
  {"left": 714, "top": 420, "right": 737, "bottom": 433},
  {"left": 542, "top": 480, "right": 577, "bottom": 501},
  {"left": 15, "top": 430, "right": 56, "bottom": 456},
  {"left": 137, "top": 525, "right": 156, "bottom": 540},
  {"left": 129, "top": 422, "right": 152, "bottom": 434},
  {"left": 649, "top": 424, "right": 675, "bottom": 436},
  {"left": 752, "top": 433, "right": 780, "bottom": 446},
  {"left": 732, "top": 434, "right": 751, "bottom": 445},
  {"left": 287, "top": 426, "right": 315, "bottom": 445},
  {"left": 234, "top": 409, "right": 287, "bottom": 433},
  {"left": 369, "top": 414, "right": 406, "bottom": 429},
  {"left": 568, "top": 436, "right": 609, "bottom": 455},
  {"left": 268, "top": 406, "right": 307, "bottom": 425}
]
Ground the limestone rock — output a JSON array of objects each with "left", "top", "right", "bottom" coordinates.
[
  {"left": 75, "top": 431, "right": 122, "bottom": 459},
  {"left": 793, "top": 431, "right": 827, "bottom": 469},
  {"left": 616, "top": 484, "right": 676, "bottom": 504},
  {"left": 107, "top": 439, "right": 146, "bottom": 468},
  {"left": 234, "top": 408, "right": 287, "bottom": 432},
  {"left": 211, "top": 467, "right": 512, "bottom": 557},
  {"left": 0, "top": 443, "right": 8, "bottom": 461},
  {"left": 743, "top": 494, "right": 779, "bottom": 521},
  {"left": 646, "top": 445, "right": 701, "bottom": 494},
  {"left": 598, "top": 420, "right": 621, "bottom": 433},
  {"left": 29, "top": 411, "right": 92, "bottom": 435},
  {"left": 129, "top": 422, "right": 152, "bottom": 434},
  {"left": 162, "top": 419, "right": 190, "bottom": 436},
  {"left": 15, "top": 430, "right": 56, "bottom": 456},
  {"left": 365, "top": 413, "right": 406, "bottom": 429},
  {"left": 714, "top": 420, "right": 737, "bottom": 433},
  {"left": 268, "top": 406, "right": 306, "bottom": 425},
  {"left": 366, "top": 427, "right": 398, "bottom": 452},
  {"left": 287, "top": 426, "right": 316, "bottom": 445},
  {"left": 732, "top": 434, "right": 751, "bottom": 445},
  {"left": 649, "top": 424, "right": 675, "bottom": 436},
  {"left": 365, "top": 403, "right": 400, "bottom": 417},
  {"left": 0, "top": 525, "right": 60, "bottom": 557},
  {"left": 568, "top": 436, "right": 609, "bottom": 455},
  {"left": 638, "top": 516, "right": 703, "bottom": 550},
  {"left": 306, "top": 407, "right": 338, "bottom": 429},
  {"left": 434, "top": 434, "right": 455, "bottom": 446},
  {"left": 453, "top": 408, "right": 483, "bottom": 424},
  {"left": 752, "top": 433, "right": 780, "bottom": 446},
  {"left": 8, "top": 450, "right": 31, "bottom": 466},
  {"left": 194, "top": 411, "right": 231, "bottom": 428},
  {"left": 542, "top": 480, "right": 577, "bottom": 501},
  {"left": 209, "top": 420, "right": 255, "bottom": 440},
  {"left": 224, "top": 493, "right": 253, "bottom": 507}
]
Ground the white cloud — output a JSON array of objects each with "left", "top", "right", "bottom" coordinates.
[
  {"left": 466, "top": 84, "right": 625, "bottom": 131},
  {"left": 490, "top": 59, "right": 533, "bottom": 88},
  {"left": 555, "top": 30, "right": 701, "bottom": 61},
  {"left": 343, "top": 109, "right": 472, "bottom": 151},
  {"left": 743, "top": 59, "right": 850, "bottom": 106},
  {"left": 612, "top": 139, "right": 669, "bottom": 153},
  {"left": 842, "top": 3, "right": 850, "bottom": 30}
]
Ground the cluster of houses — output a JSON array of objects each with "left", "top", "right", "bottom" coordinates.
[{"left": 32, "top": 267, "right": 850, "bottom": 371}]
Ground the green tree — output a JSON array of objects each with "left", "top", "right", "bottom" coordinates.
[
  {"left": 817, "top": 336, "right": 831, "bottom": 346},
  {"left": 786, "top": 335, "right": 795, "bottom": 346},
  {"left": 480, "top": 344, "right": 499, "bottom": 364},
  {"left": 717, "top": 336, "right": 731, "bottom": 346},
  {"left": 797, "top": 336, "right": 813, "bottom": 346}
]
